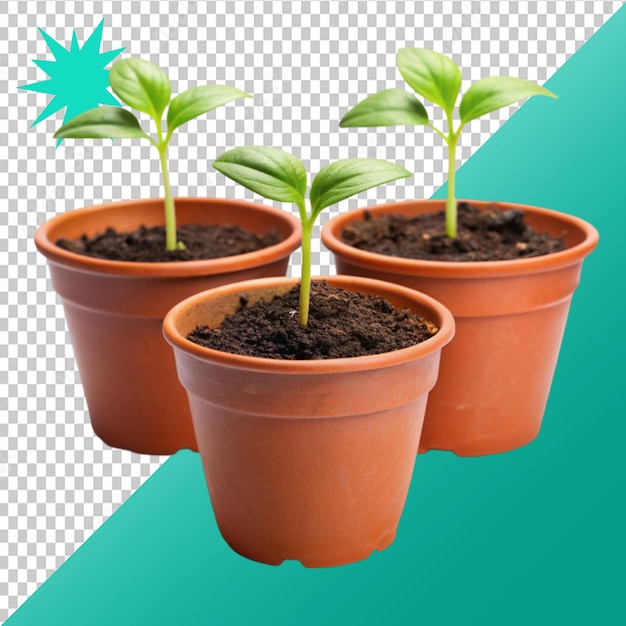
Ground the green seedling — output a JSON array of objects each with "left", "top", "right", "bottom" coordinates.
[
  {"left": 213, "top": 147, "right": 410, "bottom": 325},
  {"left": 54, "top": 58, "right": 251, "bottom": 251},
  {"left": 340, "top": 47, "right": 557, "bottom": 238}
]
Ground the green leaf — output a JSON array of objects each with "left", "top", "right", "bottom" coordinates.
[
  {"left": 166, "top": 85, "right": 252, "bottom": 133},
  {"left": 213, "top": 146, "right": 307, "bottom": 204},
  {"left": 339, "top": 88, "right": 429, "bottom": 127},
  {"left": 309, "top": 158, "right": 410, "bottom": 220},
  {"left": 109, "top": 58, "right": 171, "bottom": 120},
  {"left": 397, "top": 48, "right": 462, "bottom": 114},
  {"left": 460, "top": 76, "right": 557, "bottom": 124},
  {"left": 53, "top": 106, "right": 150, "bottom": 140}
]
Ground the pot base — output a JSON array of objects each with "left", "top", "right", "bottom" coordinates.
[
  {"left": 220, "top": 526, "right": 397, "bottom": 568},
  {"left": 193, "top": 401, "right": 422, "bottom": 568}
]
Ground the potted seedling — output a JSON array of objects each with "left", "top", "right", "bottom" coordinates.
[
  {"left": 163, "top": 147, "right": 455, "bottom": 567},
  {"left": 34, "top": 58, "right": 301, "bottom": 455},
  {"left": 322, "top": 47, "right": 599, "bottom": 456}
]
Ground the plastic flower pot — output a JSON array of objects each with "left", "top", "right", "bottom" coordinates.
[
  {"left": 163, "top": 275, "right": 454, "bottom": 567},
  {"left": 35, "top": 197, "right": 301, "bottom": 455},
  {"left": 321, "top": 199, "right": 599, "bottom": 456}
]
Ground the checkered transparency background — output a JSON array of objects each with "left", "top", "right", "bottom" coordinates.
[{"left": 0, "top": 0, "right": 619, "bottom": 620}]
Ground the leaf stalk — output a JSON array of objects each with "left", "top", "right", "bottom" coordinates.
[
  {"left": 299, "top": 215, "right": 313, "bottom": 326},
  {"left": 158, "top": 142, "right": 178, "bottom": 251}
]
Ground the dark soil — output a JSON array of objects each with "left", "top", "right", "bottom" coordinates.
[
  {"left": 188, "top": 280, "right": 438, "bottom": 360},
  {"left": 340, "top": 202, "right": 566, "bottom": 262},
  {"left": 56, "top": 223, "right": 282, "bottom": 262}
]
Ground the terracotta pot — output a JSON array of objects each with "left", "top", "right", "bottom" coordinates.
[
  {"left": 321, "top": 200, "right": 599, "bottom": 456},
  {"left": 35, "top": 197, "right": 301, "bottom": 455},
  {"left": 163, "top": 275, "right": 454, "bottom": 567}
]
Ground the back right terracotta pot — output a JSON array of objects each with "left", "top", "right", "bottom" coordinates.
[{"left": 321, "top": 199, "right": 599, "bottom": 456}]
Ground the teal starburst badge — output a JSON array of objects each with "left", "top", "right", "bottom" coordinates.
[{"left": 20, "top": 19, "right": 125, "bottom": 146}]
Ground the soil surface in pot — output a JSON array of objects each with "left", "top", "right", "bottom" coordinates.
[
  {"left": 56, "top": 223, "right": 282, "bottom": 262},
  {"left": 188, "top": 280, "right": 438, "bottom": 359},
  {"left": 341, "top": 202, "right": 566, "bottom": 262}
]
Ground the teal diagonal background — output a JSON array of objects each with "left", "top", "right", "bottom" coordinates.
[{"left": 8, "top": 6, "right": 626, "bottom": 625}]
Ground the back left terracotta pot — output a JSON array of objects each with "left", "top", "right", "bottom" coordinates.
[{"left": 34, "top": 197, "right": 301, "bottom": 455}]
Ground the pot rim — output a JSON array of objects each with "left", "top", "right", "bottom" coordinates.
[
  {"left": 34, "top": 197, "right": 302, "bottom": 278},
  {"left": 163, "top": 275, "right": 455, "bottom": 374},
  {"left": 321, "top": 199, "right": 599, "bottom": 279}
]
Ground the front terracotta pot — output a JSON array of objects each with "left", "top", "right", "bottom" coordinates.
[
  {"left": 35, "top": 197, "right": 301, "bottom": 455},
  {"left": 163, "top": 275, "right": 454, "bottom": 567},
  {"left": 321, "top": 200, "right": 599, "bottom": 456}
]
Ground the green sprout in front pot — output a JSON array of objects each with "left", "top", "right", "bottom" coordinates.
[
  {"left": 213, "top": 147, "right": 410, "bottom": 325},
  {"left": 339, "top": 47, "right": 557, "bottom": 238},
  {"left": 54, "top": 58, "right": 251, "bottom": 251}
]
